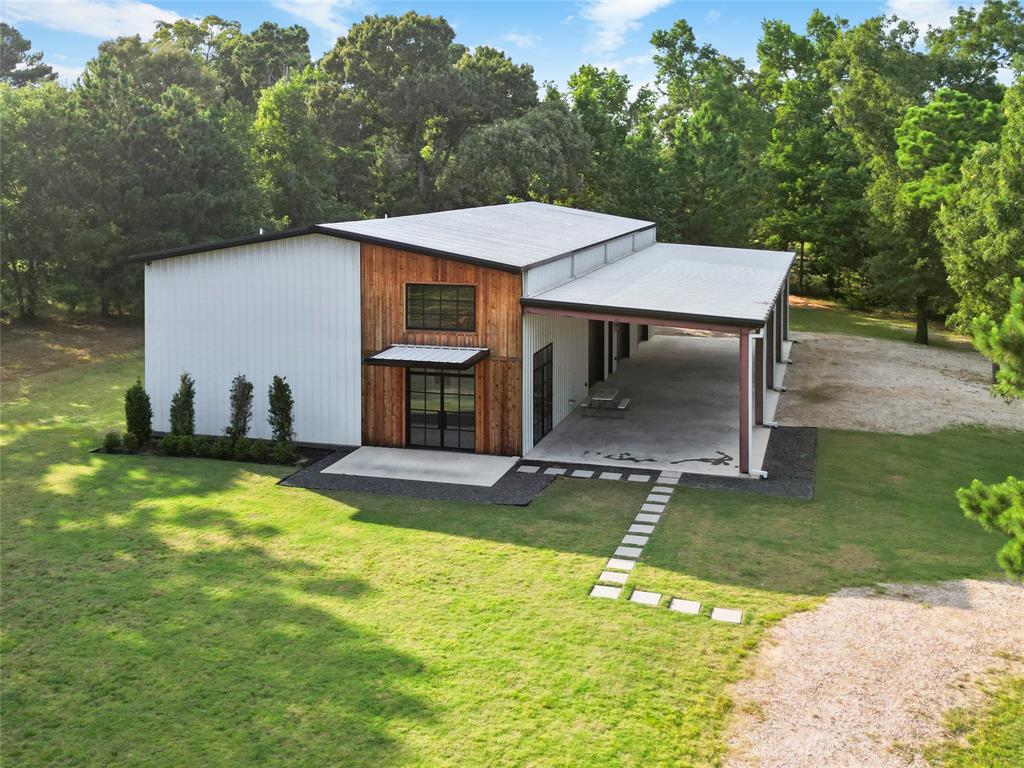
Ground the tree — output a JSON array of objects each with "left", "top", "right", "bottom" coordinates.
[
  {"left": 938, "top": 77, "right": 1024, "bottom": 331},
  {"left": 267, "top": 375, "right": 295, "bottom": 444},
  {"left": 169, "top": 372, "right": 196, "bottom": 435},
  {"left": 226, "top": 375, "right": 254, "bottom": 441},
  {"left": 0, "top": 24, "right": 56, "bottom": 86},
  {"left": 957, "top": 278, "right": 1024, "bottom": 581},
  {"left": 228, "top": 21, "right": 310, "bottom": 105},
  {"left": 125, "top": 379, "right": 153, "bottom": 443}
]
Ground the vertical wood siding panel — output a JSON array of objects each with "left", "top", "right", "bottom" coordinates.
[
  {"left": 143, "top": 234, "right": 361, "bottom": 445},
  {"left": 360, "top": 243, "right": 522, "bottom": 455}
]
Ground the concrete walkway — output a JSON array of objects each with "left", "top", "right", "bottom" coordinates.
[
  {"left": 322, "top": 446, "right": 519, "bottom": 487},
  {"left": 527, "top": 333, "right": 790, "bottom": 477}
]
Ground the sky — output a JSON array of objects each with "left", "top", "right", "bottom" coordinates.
[{"left": 2, "top": 0, "right": 976, "bottom": 90}]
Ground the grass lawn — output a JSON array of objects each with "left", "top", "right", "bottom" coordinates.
[
  {"left": 2, "top": 328, "right": 1020, "bottom": 767},
  {"left": 789, "top": 297, "right": 971, "bottom": 349},
  {"left": 924, "top": 674, "right": 1024, "bottom": 767}
]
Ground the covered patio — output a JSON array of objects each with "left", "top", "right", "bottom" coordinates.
[
  {"left": 525, "top": 331, "right": 791, "bottom": 476},
  {"left": 522, "top": 242, "right": 795, "bottom": 477}
]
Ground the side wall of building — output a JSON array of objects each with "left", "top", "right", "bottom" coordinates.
[
  {"left": 144, "top": 234, "right": 362, "bottom": 444},
  {"left": 360, "top": 243, "right": 523, "bottom": 456},
  {"left": 521, "top": 313, "right": 590, "bottom": 453}
]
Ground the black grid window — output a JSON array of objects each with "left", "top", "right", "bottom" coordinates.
[{"left": 406, "top": 284, "right": 475, "bottom": 331}]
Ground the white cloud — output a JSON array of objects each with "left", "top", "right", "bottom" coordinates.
[
  {"left": 3, "top": 0, "right": 179, "bottom": 40},
  {"left": 271, "top": 0, "right": 353, "bottom": 40},
  {"left": 705, "top": 9, "right": 721, "bottom": 22},
  {"left": 580, "top": 0, "right": 674, "bottom": 54},
  {"left": 501, "top": 31, "right": 540, "bottom": 48},
  {"left": 885, "top": 0, "right": 975, "bottom": 32},
  {"left": 51, "top": 62, "right": 85, "bottom": 85}
]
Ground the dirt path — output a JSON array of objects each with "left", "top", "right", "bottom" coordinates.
[
  {"left": 726, "top": 580, "right": 1024, "bottom": 768},
  {"left": 777, "top": 332, "right": 1024, "bottom": 433}
]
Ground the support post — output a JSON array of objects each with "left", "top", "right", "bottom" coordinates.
[
  {"left": 783, "top": 275, "right": 790, "bottom": 340},
  {"left": 754, "top": 334, "right": 764, "bottom": 425},
  {"left": 775, "top": 294, "right": 784, "bottom": 362},
  {"left": 739, "top": 330, "right": 750, "bottom": 475},
  {"left": 765, "top": 309, "right": 775, "bottom": 390}
]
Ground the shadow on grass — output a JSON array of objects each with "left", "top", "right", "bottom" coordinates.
[{"left": 4, "top": 425, "right": 432, "bottom": 766}]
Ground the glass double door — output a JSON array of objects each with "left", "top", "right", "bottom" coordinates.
[{"left": 407, "top": 368, "right": 476, "bottom": 451}]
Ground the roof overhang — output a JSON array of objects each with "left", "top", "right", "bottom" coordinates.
[{"left": 365, "top": 344, "right": 490, "bottom": 370}]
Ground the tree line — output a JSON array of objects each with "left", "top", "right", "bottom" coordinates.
[{"left": 2, "top": 3, "right": 1022, "bottom": 343}]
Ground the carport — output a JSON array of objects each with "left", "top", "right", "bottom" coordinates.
[{"left": 521, "top": 242, "right": 794, "bottom": 477}]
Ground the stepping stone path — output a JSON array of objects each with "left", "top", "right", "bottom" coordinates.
[{"left": 582, "top": 467, "right": 748, "bottom": 624}]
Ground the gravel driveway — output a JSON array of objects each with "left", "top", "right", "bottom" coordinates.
[
  {"left": 776, "top": 332, "right": 1024, "bottom": 433},
  {"left": 726, "top": 580, "right": 1024, "bottom": 768}
]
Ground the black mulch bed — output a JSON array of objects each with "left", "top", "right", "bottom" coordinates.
[
  {"left": 278, "top": 448, "right": 554, "bottom": 506},
  {"left": 277, "top": 427, "right": 816, "bottom": 505}
]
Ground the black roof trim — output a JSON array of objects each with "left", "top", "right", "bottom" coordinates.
[
  {"left": 130, "top": 225, "right": 327, "bottom": 263},
  {"left": 520, "top": 297, "right": 765, "bottom": 330}
]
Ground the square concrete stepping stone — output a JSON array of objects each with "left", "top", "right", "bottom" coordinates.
[
  {"left": 517, "top": 465, "right": 540, "bottom": 473},
  {"left": 629, "top": 523, "right": 655, "bottom": 534},
  {"left": 606, "top": 557, "right": 636, "bottom": 571},
  {"left": 640, "top": 503, "right": 665, "bottom": 514},
  {"left": 710, "top": 607, "right": 743, "bottom": 624},
  {"left": 598, "top": 570, "right": 628, "bottom": 585},
  {"left": 544, "top": 467, "right": 566, "bottom": 475},
  {"left": 614, "top": 545, "right": 643, "bottom": 559},
  {"left": 571, "top": 469, "right": 595, "bottom": 478},
  {"left": 646, "top": 493, "right": 671, "bottom": 504},
  {"left": 634, "top": 513, "right": 661, "bottom": 524},
  {"left": 621, "top": 534, "right": 649, "bottom": 546},
  {"left": 590, "top": 584, "right": 621, "bottom": 599},
  {"left": 627, "top": 474, "right": 651, "bottom": 482},
  {"left": 669, "top": 598, "right": 701, "bottom": 615},
  {"left": 599, "top": 471, "right": 622, "bottom": 480},
  {"left": 652, "top": 485, "right": 675, "bottom": 494},
  {"left": 630, "top": 590, "right": 661, "bottom": 607}
]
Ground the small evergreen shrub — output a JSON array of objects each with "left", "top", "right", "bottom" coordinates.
[
  {"left": 267, "top": 376, "right": 295, "bottom": 444},
  {"left": 103, "top": 431, "right": 122, "bottom": 452},
  {"left": 248, "top": 440, "right": 270, "bottom": 463},
  {"left": 271, "top": 441, "right": 295, "bottom": 465},
  {"left": 125, "top": 379, "right": 153, "bottom": 443},
  {"left": 169, "top": 372, "right": 196, "bottom": 435},
  {"left": 177, "top": 435, "right": 195, "bottom": 456},
  {"left": 194, "top": 437, "right": 213, "bottom": 458},
  {"left": 226, "top": 374, "right": 254, "bottom": 442},
  {"left": 123, "top": 431, "right": 140, "bottom": 452},
  {"left": 211, "top": 436, "right": 232, "bottom": 459},
  {"left": 161, "top": 434, "right": 181, "bottom": 455},
  {"left": 233, "top": 437, "right": 253, "bottom": 461}
]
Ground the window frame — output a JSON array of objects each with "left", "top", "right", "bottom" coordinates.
[{"left": 405, "top": 283, "right": 477, "bottom": 332}]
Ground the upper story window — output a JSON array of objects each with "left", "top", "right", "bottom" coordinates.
[{"left": 406, "top": 284, "right": 476, "bottom": 331}]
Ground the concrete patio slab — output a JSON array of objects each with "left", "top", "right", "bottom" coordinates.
[
  {"left": 634, "top": 513, "right": 661, "bottom": 523},
  {"left": 606, "top": 557, "right": 636, "bottom": 571},
  {"left": 590, "top": 585, "right": 621, "bottom": 599},
  {"left": 630, "top": 590, "right": 661, "bottom": 607},
  {"left": 598, "top": 570, "right": 629, "bottom": 584},
  {"left": 323, "top": 446, "right": 519, "bottom": 487},
  {"left": 621, "top": 534, "right": 649, "bottom": 546},
  {"left": 646, "top": 493, "right": 671, "bottom": 504},
  {"left": 711, "top": 607, "right": 743, "bottom": 624},
  {"left": 615, "top": 545, "right": 643, "bottom": 558},
  {"left": 669, "top": 598, "right": 702, "bottom": 615},
  {"left": 629, "top": 524, "right": 655, "bottom": 534},
  {"left": 640, "top": 503, "right": 665, "bottom": 513}
]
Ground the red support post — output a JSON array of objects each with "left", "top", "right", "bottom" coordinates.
[
  {"left": 739, "top": 330, "right": 750, "bottom": 475},
  {"left": 765, "top": 310, "right": 775, "bottom": 390},
  {"left": 754, "top": 334, "right": 764, "bottom": 425}
]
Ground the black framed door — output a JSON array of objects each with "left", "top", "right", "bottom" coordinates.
[
  {"left": 407, "top": 368, "right": 476, "bottom": 451},
  {"left": 588, "top": 320, "right": 605, "bottom": 385},
  {"left": 533, "top": 344, "right": 554, "bottom": 441}
]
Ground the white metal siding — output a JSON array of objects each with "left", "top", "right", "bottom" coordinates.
[
  {"left": 523, "top": 256, "right": 573, "bottom": 297},
  {"left": 634, "top": 228, "right": 656, "bottom": 249},
  {"left": 144, "top": 234, "right": 361, "bottom": 445},
  {"left": 606, "top": 232, "right": 636, "bottom": 262},
  {"left": 572, "top": 245, "right": 605, "bottom": 277},
  {"left": 522, "top": 227, "right": 658, "bottom": 297},
  {"left": 521, "top": 313, "right": 589, "bottom": 452}
]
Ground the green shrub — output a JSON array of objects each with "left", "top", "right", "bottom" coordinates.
[
  {"left": 226, "top": 374, "right": 254, "bottom": 442},
  {"left": 177, "top": 435, "right": 195, "bottom": 457},
  {"left": 125, "top": 379, "right": 153, "bottom": 443},
  {"left": 103, "top": 431, "right": 122, "bottom": 452},
  {"left": 271, "top": 441, "right": 295, "bottom": 465},
  {"left": 160, "top": 434, "right": 180, "bottom": 455},
  {"left": 233, "top": 437, "right": 253, "bottom": 461},
  {"left": 268, "top": 375, "right": 295, "bottom": 443},
  {"left": 211, "top": 437, "right": 232, "bottom": 459},
  {"left": 123, "top": 431, "right": 140, "bottom": 452},
  {"left": 194, "top": 437, "right": 213, "bottom": 458},
  {"left": 248, "top": 440, "right": 270, "bottom": 463},
  {"left": 169, "top": 372, "right": 195, "bottom": 435}
]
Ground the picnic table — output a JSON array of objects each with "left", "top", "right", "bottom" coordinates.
[{"left": 580, "top": 388, "right": 631, "bottom": 418}]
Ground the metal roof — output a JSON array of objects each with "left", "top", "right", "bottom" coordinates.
[
  {"left": 321, "top": 202, "right": 654, "bottom": 270},
  {"left": 366, "top": 344, "right": 490, "bottom": 369},
  {"left": 522, "top": 243, "right": 795, "bottom": 328}
]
